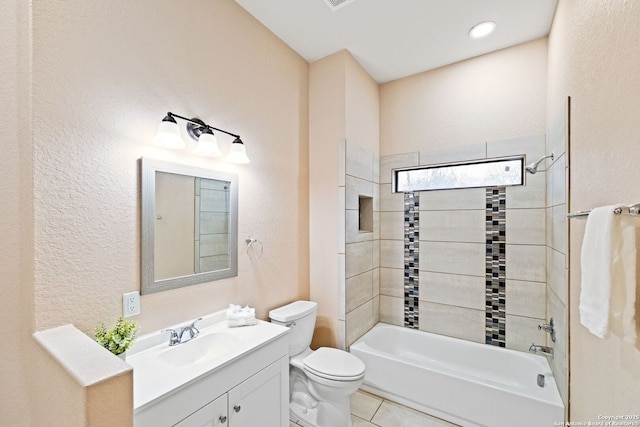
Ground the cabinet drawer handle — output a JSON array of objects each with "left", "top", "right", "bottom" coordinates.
[
  {"left": 233, "top": 405, "right": 241, "bottom": 413},
  {"left": 219, "top": 415, "right": 227, "bottom": 423}
]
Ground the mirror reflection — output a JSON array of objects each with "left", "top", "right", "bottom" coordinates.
[
  {"left": 155, "top": 172, "right": 231, "bottom": 279},
  {"left": 141, "top": 158, "right": 238, "bottom": 294}
]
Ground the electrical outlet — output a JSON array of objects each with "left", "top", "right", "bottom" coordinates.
[{"left": 123, "top": 291, "right": 141, "bottom": 317}]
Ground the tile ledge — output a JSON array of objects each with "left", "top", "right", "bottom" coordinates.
[{"left": 33, "top": 324, "right": 132, "bottom": 387}]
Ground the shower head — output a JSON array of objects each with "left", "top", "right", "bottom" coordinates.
[{"left": 525, "top": 153, "right": 554, "bottom": 174}]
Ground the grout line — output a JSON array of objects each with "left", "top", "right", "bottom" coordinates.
[
  {"left": 372, "top": 397, "right": 384, "bottom": 422},
  {"left": 352, "top": 414, "right": 374, "bottom": 425},
  {"left": 368, "top": 397, "right": 385, "bottom": 424}
]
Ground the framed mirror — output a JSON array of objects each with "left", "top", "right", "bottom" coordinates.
[{"left": 141, "top": 158, "right": 238, "bottom": 294}]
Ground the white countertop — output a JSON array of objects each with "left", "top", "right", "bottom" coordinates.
[{"left": 126, "top": 311, "right": 289, "bottom": 411}]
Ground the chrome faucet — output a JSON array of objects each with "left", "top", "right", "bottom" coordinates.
[
  {"left": 178, "top": 317, "right": 202, "bottom": 343},
  {"left": 161, "top": 328, "right": 180, "bottom": 346},
  {"left": 529, "top": 343, "right": 554, "bottom": 358},
  {"left": 538, "top": 318, "right": 556, "bottom": 342},
  {"left": 161, "top": 317, "right": 203, "bottom": 346}
]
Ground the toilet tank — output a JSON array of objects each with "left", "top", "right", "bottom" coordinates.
[{"left": 269, "top": 301, "right": 317, "bottom": 356}]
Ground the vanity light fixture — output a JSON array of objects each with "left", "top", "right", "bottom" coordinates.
[
  {"left": 152, "top": 114, "right": 185, "bottom": 149},
  {"left": 152, "top": 112, "right": 250, "bottom": 164},
  {"left": 469, "top": 21, "right": 496, "bottom": 39}
]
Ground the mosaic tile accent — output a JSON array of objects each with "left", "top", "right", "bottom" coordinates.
[
  {"left": 485, "top": 187, "right": 506, "bottom": 347},
  {"left": 404, "top": 192, "right": 420, "bottom": 329}
]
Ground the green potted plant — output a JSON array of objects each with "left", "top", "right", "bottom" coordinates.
[{"left": 95, "top": 316, "right": 137, "bottom": 359}]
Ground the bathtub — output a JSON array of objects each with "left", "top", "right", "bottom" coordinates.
[{"left": 350, "top": 323, "right": 564, "bottom": 427}]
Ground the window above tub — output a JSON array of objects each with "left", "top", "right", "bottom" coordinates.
[{"left": 392, "top": 156, "right": 524, "bottom": 193}]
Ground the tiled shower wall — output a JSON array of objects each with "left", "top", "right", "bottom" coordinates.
[
  {"left": 546, "top": 100, "right": 569, "bottom": 407},
  {"left": 339, "top": 140, "right": 380, "bottom": 348},
  {"left": 379, "top": 135, "right": 550, "bottom": 352}
]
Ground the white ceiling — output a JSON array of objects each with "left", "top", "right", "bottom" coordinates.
[{"left": 233, "top": 0, "right": 558, "bottom": 83}]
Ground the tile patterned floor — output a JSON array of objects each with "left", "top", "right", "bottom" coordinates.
[{"left": 289, "top": 389, "right": 460, "bottom": 427}]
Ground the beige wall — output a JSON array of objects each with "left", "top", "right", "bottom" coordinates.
[
  {"left": 33, "top": 325, "right": 134, "bottom": 427},
  {"left": 309, "top": 51, "right": 347, "bottom": 348},
  {"left": 345, "top": 53, "right": 380, "bottom": 154},
  {"left": 31, "top": 0, "right": 309, "bottom": 335},
  {"left": 548, "top": 0, "right": 640, "bottom": 418},
  {"left": 1, "top": 0, "right": 33, "bottom": 424},
  {"left": 309, "top": 50, "right": 379, "bottom": 348},
  {"left": 380, "top": 38, "right": 547, "bottom": 155},
  {"left": 3, "top": 0, "right": 309, "bottom": 425}
]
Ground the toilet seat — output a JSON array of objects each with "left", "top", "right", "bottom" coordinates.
[{"left": 303, "top": 347, "right": 365, "bottom": 382}]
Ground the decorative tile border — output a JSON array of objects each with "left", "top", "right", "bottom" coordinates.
[
  {"left": 485, "top": 187, "right": 507, "bottom": 346},
  {"left": 404, "top": 192, "right": 420, "bottom": 329}
]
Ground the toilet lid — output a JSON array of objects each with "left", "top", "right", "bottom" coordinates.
[{"left": 303, "top": 347, "right": 365, "bottom": 380}]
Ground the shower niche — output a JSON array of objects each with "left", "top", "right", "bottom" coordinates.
[{"left": 358, "top": 196, "right": 373, "bottom": 232}]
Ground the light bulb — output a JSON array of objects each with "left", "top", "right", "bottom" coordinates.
[
  {"left": 194, "top": 132, "right": 221, "bottom": 157},
  {"left": 152, "top": 117, "right": 185, "bottom": 149},
  {"left": 226, "top": 138, "right": 250, "bottom": 164}
]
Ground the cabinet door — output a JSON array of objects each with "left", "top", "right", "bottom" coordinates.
[
  {"left": 228, "top": 356, "right": 289, "bottom": 427},
  {"left": 174, "top": 393, "right": 228, "bottom": 427}
]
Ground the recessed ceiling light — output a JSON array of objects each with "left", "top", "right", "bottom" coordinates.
[
  {"left": 469, "top": 21, "right": 496, "bottom": 39},
  {"left": 323, "top": 0, "right": 356, "bottom": 11}
]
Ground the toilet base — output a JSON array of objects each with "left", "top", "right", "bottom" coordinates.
[
  {"left": 289, "top": 401, "right": 318, "bottom": 427},
  {"left": 290, "top": 404, "right": 352, "bottom": 427},
  {"left": 289, "top": 368, "right": 353, "bottom": 427},
  {"left": 289, "top": 386, "right": 319, "bottom": 427}
]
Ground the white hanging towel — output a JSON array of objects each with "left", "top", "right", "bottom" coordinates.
[
  {"left": 579, "top": 205, "right": 637, "bottom": 344},
  {"left": 611, "top": 214, "right": 638, "bottom": 344}
]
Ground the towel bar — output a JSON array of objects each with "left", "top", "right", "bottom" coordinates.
[{"left": 567, "top": 203, "right": 640, "bottom": 219}]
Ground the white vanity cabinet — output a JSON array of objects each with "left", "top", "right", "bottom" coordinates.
[
  {"left": 175, "top": 357, "right": 289, "bottom": 427},
  {"left": 131, "top": 318, "right": 290, "bottom": 427},
  {"left": 175, "top": 393, "right": 227, "bottom": 427},
  {"left": 227, "top": 357, "right": 288, "bottom": 427}
]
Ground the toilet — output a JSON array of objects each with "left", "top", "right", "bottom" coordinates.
[{"left": 269, "top": 300, "right": 365, "bottom": 427}]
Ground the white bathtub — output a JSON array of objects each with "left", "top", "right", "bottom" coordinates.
[{"left": 350, "top": 323, "right": 564, "bottom": 427}]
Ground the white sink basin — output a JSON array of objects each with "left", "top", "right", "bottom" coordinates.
[
  {"left": 126, "top": 311, "right": 290, "bottom": 412},
  {"left": 156, "top": 332, "right": 242, "bottom": 368}
]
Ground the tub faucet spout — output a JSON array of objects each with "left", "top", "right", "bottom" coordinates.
[{"left": 529, "top": 343, "right": 554, "bottom": 359}]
